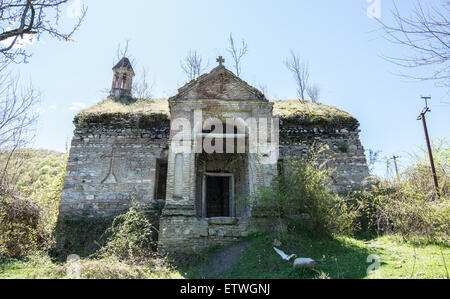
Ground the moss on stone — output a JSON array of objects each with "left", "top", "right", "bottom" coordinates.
[
  {"left": 75, "top": 98, "right": 359, "bottom": 130},
  {"left": 75, "top": 98, "right": 170, "bottom": 129},
  {"left": 272, "top": 100, "right": 359, "bottom": 129}
]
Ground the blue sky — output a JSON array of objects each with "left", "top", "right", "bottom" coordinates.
[{"left": 11, "top": 0, "right": 450, "bottom": 176}]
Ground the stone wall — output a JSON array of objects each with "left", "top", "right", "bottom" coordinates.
[
  {"left": 158, "top": 209, "right": 251, "bottom": 254},
  {"left": 279, "top": 121, "right": 369, "bottom": 193},
  {"left": 58, "top": 96, "right": 369, "bottom": 255},
  {"left": 59, "top": 120, "right": 170, "bottom": 218}
]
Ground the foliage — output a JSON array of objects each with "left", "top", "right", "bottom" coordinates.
[
  {"left": 0, "top": 149, "right": 67, "bottom": 258},
  {"left": 60, "top": 256, "right": 181, "bottom": 279},
  {"left": 0, "top": 253, "right": 182, "bottom": 279},
  {"left": 0, "top": 196, "right": 43, "bottom": 258},
  {"left": 254, "top": 145, "right": 359, "bottom": 237},
  {"left": 97, "top": 203, "right": 159, "bottom": 262},
  {"left": 354, "top": 138, "right": 449, "bottom": 243}
]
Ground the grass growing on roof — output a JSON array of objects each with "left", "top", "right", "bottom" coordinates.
[
  {"left": 75, "top": 98, "right": 170, "bottom": 129},
  {"left": 80, "top": 98, "right": 170, "bottom": 115},
  {"left": 76, "top": 98, "right": 359, "bottom": 129},
  {"left": 272, "top": 100, "right": 359, "bottom": 128}
]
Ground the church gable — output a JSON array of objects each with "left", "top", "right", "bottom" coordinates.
[{"left": 171, "top": 61, "right": 266, "bottom": 101}]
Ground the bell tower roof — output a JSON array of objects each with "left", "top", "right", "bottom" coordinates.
[
  {"left": 110, "top": 57, "right": 135, "bottom": 99},
  {"left": 113, "top": 57, "right": 135, "bottom": 74}
]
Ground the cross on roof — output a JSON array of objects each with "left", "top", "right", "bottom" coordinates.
[{"left": 216, "top": 56, "right": 225, "bottom": 66}]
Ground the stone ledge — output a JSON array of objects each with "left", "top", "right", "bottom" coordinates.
[{"left": 207, "top": 217, "right": 239, "bottom": 225}]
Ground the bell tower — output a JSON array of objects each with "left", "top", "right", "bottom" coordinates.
[{"left": 110, "top": 57, "right": 135, "bottom": 99}]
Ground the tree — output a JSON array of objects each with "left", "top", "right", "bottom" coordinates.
[
  {"left": 307, "top": 84, "right": 321, "bottom": 103},
  {"left": 180, "top": 49, "right": 208, "bottom": 81},
  {"left": 227, "top": 33, "right": 248, "bottom": 77},
  {"left": 115, "top": 40, "right": 136, "bottom": 68},
  {"left": 378, "top": 1, "right": 450, "bottom": 90},
  {"left": 0, "top": 0, "right": 86, "bottom": 194},
  {"left": 257, "top": 82, "right": 268, "bottom": 98},
  {"left": 133, "top": 67, "right": 154, "bottom": 100},
  {"left": 0, "top": 74, "right": 39, "bottom": 192},
  {"left": 285, "top": 50, "right": 310, "bottom": 101},
  {"left": 0, "top": 0, "right": 87, "bottom": 64},
  {"left": 367, "top": 149, "right": 382, "bottom": 175}
]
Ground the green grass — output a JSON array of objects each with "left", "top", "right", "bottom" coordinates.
[
  {"left": 182, "top": 232, "right": 449, "bottom": 279},
  {"left": 1, "top": 233, "right": 448, "bottom": 279},
  {"left": 0, "top": 254, "right": 62, "bottom": 279},
  {"left": 0, "top": 253, "right": 183, "bottom": 279}
]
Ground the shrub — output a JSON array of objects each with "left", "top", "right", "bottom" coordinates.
[
  {"left": 354, "top": 138, "right": 449, "bottom": 243},
  {"left": 355, "top": 180, "right": 449, "bottom": 243},
  {"left": 0, "top": 195, "right": 47, "bottom": 258},
  {"left": 0, "top": 150, "right": 67, "bottom": 258},
  {"left": 254, "top": 145, "right": 359, "bottom": 237},
  {"left": 97, "top": 204, "right": 159, "bottom": 262}
]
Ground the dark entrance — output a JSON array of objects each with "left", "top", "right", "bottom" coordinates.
[
  {"left": 154, "top": 159, "right": 167, "bottom": 201},
  {"left": 206, "top": 176, "right": 230, "bottom": 217}
]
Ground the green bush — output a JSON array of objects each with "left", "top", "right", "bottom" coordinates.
[
  {"left": 354, "top": 138, "right": 449, "bottom": 243},
  {"left": 0, "top": 195, "right": 46, "bottom": 258},
  {"left": 254, "top": 145, "right": 359, "bottom": 237},
  {"left": 0, "top": 150, "right": 67, "bottom": 258},
  {"left": 97, "top": 204, "right": 159, "bottom": 262}
]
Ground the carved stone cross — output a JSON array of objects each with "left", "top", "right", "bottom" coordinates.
[
  {"left": 216, "top": 56, "right": 225, "bottom": 66},
  {"left": 100, "top": 146, "right": 128, "bottom": 184}
]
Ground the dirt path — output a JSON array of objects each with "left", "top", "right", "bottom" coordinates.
[{"left": 205, "top": 241, "right": 253, "bottom": 278}]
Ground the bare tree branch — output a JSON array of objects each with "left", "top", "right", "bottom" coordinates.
[
  {"left": 307, "top": 85, "right": 321, "bottom": 103},
  {"left": 181, "top": 49, "right": 208, "bottom": 81},
  {"left": 377, "top": 0, "right": 450, "bottom": 90},
  {"left": 0, "top": 0, "right": 87, "bottom": 63},
  {"left": 133, "top": 66, "right": 154, "bottom": 100},
  {"left": 0, "top": 73, "right": 39, "bottom": 192},
  {"left": 115, "top": 40, "right": 136, "bottom": 68},
  {"left": 257, "top": 82, "right": 268, "bottom": 98},
  {"left": 285, "top": 50, "right": 310, "bottom": 101},
  {"left": 227, "top": 33, "right": 248, "bottom": 77}
]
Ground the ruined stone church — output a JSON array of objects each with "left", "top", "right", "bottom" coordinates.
[{"left": 59, "top": 57, "right": 369, "bottom": 253}]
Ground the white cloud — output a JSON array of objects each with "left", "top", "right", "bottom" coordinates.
[
  {"left": 67, "top": 0, "right": 83, "bottom": 19},
  {"left": 70, "top": 102, "right": 86, "bottom": 111}
]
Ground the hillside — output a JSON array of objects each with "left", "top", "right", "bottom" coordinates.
[{"left": 0, "top": 149, "right": 68, "bottom": 227}]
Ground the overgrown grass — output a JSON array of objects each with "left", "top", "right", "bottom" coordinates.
[
  {"left": 272, "top": 100, "right": 359, "bottom": 128},
  {"left": 1, "top": 232, "right": 448, "bottom": 279},
  {"left": 81, "top": 98, "right": 170, "bottom": 115},
  {"left": 0, "top": 253, "right": 183, "bottom": 279}
]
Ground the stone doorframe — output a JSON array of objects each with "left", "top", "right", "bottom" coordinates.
[{"left": 201, "top": 172, "right": 235, "bottom": 219}]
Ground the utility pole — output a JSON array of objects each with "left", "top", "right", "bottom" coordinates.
[
  {"left": 417, "top": 96, "right": 439, "bottom": 194},
  {"left": 392, "top": 155, "right": 401, "bottom": 182}
]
